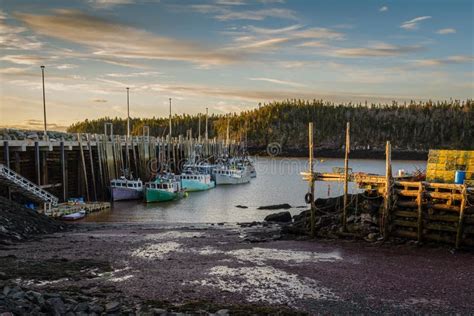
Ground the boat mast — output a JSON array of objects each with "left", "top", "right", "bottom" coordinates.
[
  {"left": 205, "top": 107, "right": 208, "bottom": 141},
  {"left": 169, "top": 98, "right": 172, "bottom": 141},
  {"left": 126, "top": 87, "right": 130, "bottom": 177}
]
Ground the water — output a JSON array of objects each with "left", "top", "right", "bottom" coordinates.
[{"left": 84, "top": 157, "right": 425, "bottom": 224}]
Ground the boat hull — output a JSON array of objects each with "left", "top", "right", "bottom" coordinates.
[
  {"left": 215, "top": 174, "right": 251, "bottom": 185},
  {"left": 61, "top": 211, "right": 86, "bottom": 221},
  {"left": 111, "top": 187, "right": 143, "bottom": 201},
  {"left": 145, "top": 189, "right": 183, "bottom": 203},
  {"left": 181, "top": 179, "right": 215, "bottom": 192}
]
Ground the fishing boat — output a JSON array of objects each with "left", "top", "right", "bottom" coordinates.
[
  {"left": 145, "top": 174, "right": 186, "bottom": 203},
  {"left": 213, "top": 166, "right": 251, "bottom": 185},
  {"left": 179, "top": 169, "right": 215, "bottom": 192},
  {"left": 229, "top": 157, "right": 257, "bottom": 178},
  {"left": 110, "top": 177, "right": 144, "bottom": 201},
  {"left": 61, "top": 209, "right": 86, "bottom": 221}
]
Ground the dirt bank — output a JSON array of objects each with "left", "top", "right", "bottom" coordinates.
[
  {"left": 0, "top": 197, "right": 65, "bottom": 244},
  {"left": 1, "top": 223, "right": 473, "bottom": 315}
]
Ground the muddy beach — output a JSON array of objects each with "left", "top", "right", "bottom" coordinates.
[{"left": 1, "top": 222, "right": 473, "bottom": 315}]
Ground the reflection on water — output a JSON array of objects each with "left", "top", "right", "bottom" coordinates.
[{"left": 84, "top": 157, "right": 425, "bottom": 224}]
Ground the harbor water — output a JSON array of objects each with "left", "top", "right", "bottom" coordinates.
[{"left": 84, "top": 157, "right": 426, "bottom": 224}]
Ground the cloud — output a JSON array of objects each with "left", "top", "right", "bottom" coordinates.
[
  {"left": 0, "top": 54, "right": 45, "bottom": 65},
  {"left": 91, "top": 98, "right": 108, "bottom": 103},
  {"left": 15, "top": 9, "right": 244, "bottom": 67},
  {"left": 379, "top": 6, "right": 388, "bottom": 12},
  {"left": 237, "top": 37, "right": 290, "bottom": 49},
  {"left": 400, "top": 16, "right": 431, "bottom": 30},
  {"left": 105, "top": 71, "right": 162, "bottom": 77},
  {"left": 87, "top": 0, "right": 137, "bottom": 9},
  {"left": 413, "top": 55, "right": 474, "bottom": 67},
  {"left": 215, "top": 8, "right": 297, "bottom": 21},
  {"left": 333, "top": 42, "right": 424, "bottom": 57},
  {"left": 0, "top": 10, "right": 42, "bottom": 51},
  {"left": 436, "top": 28, "right": 456, "bottom": 35},
  {"left": 56, "top": 64, "right": 78, "bottom": 69},
  {"left": 249, "top": 77, "right": 306, "bottom": 87}
]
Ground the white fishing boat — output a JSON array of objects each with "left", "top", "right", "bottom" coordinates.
[
  {"left": 110, "top": 176, "right": 144, "bottom": 201},
  {"left": 212, "top": 166, "right": 251, "bottom": 185},
  {"left": 179, "top": 169, "right": 215, "bottom": 191}
]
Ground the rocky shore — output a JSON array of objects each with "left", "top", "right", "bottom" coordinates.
[{"left": 0, "top": 197, "right": 65, "bottom": 244}]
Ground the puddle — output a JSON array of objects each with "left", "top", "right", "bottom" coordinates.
[
  {"left": 131, "top": 241, "right": 182, "bottom": 259},
  {"left": 228, "top": 247, "right": 342, "bottom": 265},
  {"left": 144, "top": 231, "right": 206, "bottom": 240},
  {"left": 109, "top": 274, "right": 134, "bottom": 282},
  {"left": 191, "top": 265, "right": 338, "bottom": 305}
]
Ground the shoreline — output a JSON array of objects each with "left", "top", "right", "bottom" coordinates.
[
  {"left": 248, "top": 147, "right": 429, "bottom": 160},
  {"left": 1, "top": 222, "right": 473, "bottom": 315}
]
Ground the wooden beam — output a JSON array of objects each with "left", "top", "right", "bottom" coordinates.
[
  {"left": 77, "top": 133, "right": 90, "bottom": 202},
  {"left": 343, "top": 121, "right": 350, "bottom": 232},
  {"left": 456, "top": 185, "right": 467, "bottom": 249},
  {"left": 417, "top": 182, "right": 424, "bottom": 242},
  {"left": 309, "top": 122, "right": 315, "bottom": 238}
]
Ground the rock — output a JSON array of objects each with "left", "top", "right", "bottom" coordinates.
[
  {"left": 46, "top": 297, "right": 66, "bottom": 315},
  {"left": 25, "top": 290, "right": 44, "bottom": 305},
  {"left": 216, "top": 309, "right": 230, "bottom": 315},
  {"left": 235, "top": 205, "right": 248, "bottom": 209},
  {"left": 264, "top": 211, "right": 292, "bottom": 223},
  {"left": 89, "top": 304, "right": 104, "bottom": 314},
  {"left": 74, "top": 302, "right": 89, "bottom": 312},
  {"left": 1, "top": 312, "right": 14, "bottom": 316},
  {"left": 258, "top": 203, "right": 292, "bottom": 210},
  {"left": 365, "top": 233, "right": 378, "bottom": 242},
  {"left": 105, "top": 301, "right": 121, "bottom": 313},
  {"left": 152, "top": 308, "right": 167, "bottom": 315}
]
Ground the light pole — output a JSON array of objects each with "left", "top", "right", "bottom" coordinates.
[{"left": 40, "top": 65, "right": 47, "bottom": 140}]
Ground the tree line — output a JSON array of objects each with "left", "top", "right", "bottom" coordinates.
[{"left": 67, "top": 99, "right": 474, "bottom": 151}]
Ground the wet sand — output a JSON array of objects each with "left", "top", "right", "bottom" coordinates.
[{"left": 2, "top": 222, "right": 473, "bottom": 314}]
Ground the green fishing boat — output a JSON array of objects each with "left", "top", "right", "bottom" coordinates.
[{"left": 144, "top": 176, "right": 186, "bottom": 203}]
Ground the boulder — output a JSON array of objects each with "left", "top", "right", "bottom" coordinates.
[
  {"left": 257, "top": 203, "right": 291, "bottom": 210},
  {"left": 264, "top": 211, "right": 292, "bottom": 223}
]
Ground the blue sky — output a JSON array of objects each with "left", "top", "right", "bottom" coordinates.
[{"left": 0, "top": 0, "right": 473, "bottom": 130}]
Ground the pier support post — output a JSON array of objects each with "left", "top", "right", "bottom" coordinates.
[
  {"left": 455, "top": 185, "right": 467, "bottom": 249},
  {"left": 77, "top": 133, "right": 90, "bottom": 202},
  {"left": 342, "top": 122, "right": 350, "bottom": 232},
  {"left": 308, "top": 122, "right": 316, "bottom": 238},
  {"left": 382, "top": 141, "right": 392, "bottom": 240},
  {"left": 87, "top": 134, "right": 97, "bottom": 201},
  {"left": 60, "top": 141, "right": 67, "bottom": 202},
  {"left": 417, "top": 182, "right": 423, "bottom": 243},
  {"left": 35, "top": 141, "right": 40, "bottom": 185}
]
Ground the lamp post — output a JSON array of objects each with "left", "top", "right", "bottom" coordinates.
[{"left": 40, "top": 65, "right": 47, "bottom": 140}]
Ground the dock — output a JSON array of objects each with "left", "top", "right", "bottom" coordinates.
[
  {"left": 302, "top": 123, "right": 474, "bottom": 248},
  {"left": 0, "top": 125, "right": 244, "bottom": 213}
]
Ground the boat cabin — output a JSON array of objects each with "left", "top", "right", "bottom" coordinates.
[
  {"left": 110, "top": 179, "right": 143, "bottom": 190},
  {"left": 146, "top": 180, "right": 181, "bottom": 192},
  {"left": 180, "top": 174, "right": 212, "bottom": 183}
]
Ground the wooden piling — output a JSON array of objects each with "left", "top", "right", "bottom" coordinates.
[
  {"left": 87, "top": 134, "right": 97, "bottom": 201},
  {"left": 342, "top": 122, "right": 350, "bottom": 231},
  {"left": 60, "top": 141, "right": 67, "bottom": 202},
  {"left": 383, "top": 141, "right": 392, "bottom": 239},
  {"left": 35, "top": 141, "right": 40, "bottom": 185},
  {"left": 308, "top": 122, "right": 315, "bottom": 238},
  {"left": 77, "top": 133, "right": 90, "bottom": 202},
  {"left": 456, "top": 185, "right": 467, "bottom": 248},
  {"left": 417, "top": 182, "right": 423, "bottom": 242}
]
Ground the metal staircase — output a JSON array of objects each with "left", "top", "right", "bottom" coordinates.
[{"left": 0, "top": 164, "right": 59, "bottom": 206}]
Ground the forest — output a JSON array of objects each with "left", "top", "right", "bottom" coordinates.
[{"left": 67, "top": 99, "right": 474, "bottom": 153}]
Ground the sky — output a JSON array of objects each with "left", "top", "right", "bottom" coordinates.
[{"left": 0, "top": 0, "right": 473, "bottom": 131}]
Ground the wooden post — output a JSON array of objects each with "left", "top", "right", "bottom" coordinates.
[
  {"left": 455, "top": 185, "right": 467, "bottom": 249},
  {"left": 417, "top": 182, "right": 423, "bottom": 242},
  {"left": 35, "top": 141, "right": 40, "bottom": 185},
  {"left": 342, "top": 122, "right": 350, "bottom": 231},
  {"left": 60, "top": 141, "right": 67, "bottom": 202},
  {"left": 309, "top": 122, "right": 316, "bottom": 238},
  {"left": 87, "top": 134, "right": 97, "bottom": 201},
  {"left": 77, "top": 133, "right": 90, "bottom": 202},
  {"left": 4, "top": 141, "right": 11, "bottom": 199},
  {"left": 96, "top": 136, "right": 105, "bottom": 199},
  {"left": 382, "top": 141, "right": 392, "bottom": 239}
]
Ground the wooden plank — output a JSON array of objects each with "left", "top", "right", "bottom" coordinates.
[
  {"left": 427, "top": 192, "right": 463, "bottom": 200},
  {"left": 393, "top": 219, "right": 418, "bottom": 228},
  {"left": 425, "top": 223, "right": 457, "bottom": 232},
  {"left": 393, "top": 210, "right": 418, "bottom": 218},
  {"left": 395, "top": 189, "right": 418, "bottom": 197}
]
